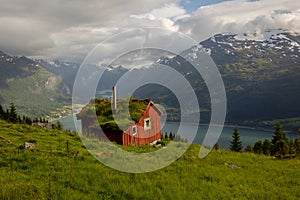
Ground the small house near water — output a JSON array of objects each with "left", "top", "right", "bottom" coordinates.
[{"left": 77, "top": 87, "right": 163, "bottom": 146}]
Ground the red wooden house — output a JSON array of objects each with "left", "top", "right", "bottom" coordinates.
[
  {"left": 77, "top": 89, "right": 163, "bottom": 146},
  {"left": 121, "top": 100, "right": 163, "bottom": 146}
]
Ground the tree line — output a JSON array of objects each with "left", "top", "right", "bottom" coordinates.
[
  {"left": 229, "top": 122, "right": 300, "bottom": 158},
  {"left": 0, "top": 102, "right": 62, "bottom": 130},
  {"left": 0, "top": 103, "right": 35, "bottom": 125}
]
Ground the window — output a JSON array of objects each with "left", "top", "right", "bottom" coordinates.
[
  {"left": 144, "top": 118, "right": 151, "bottom": 130},
  {"left": 132, "top": 126, "right": 137, "bottom": 135}
]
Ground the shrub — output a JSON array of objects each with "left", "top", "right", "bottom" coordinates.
[{"left": 244, "top": 145, "right": 253, "bottom": 153}]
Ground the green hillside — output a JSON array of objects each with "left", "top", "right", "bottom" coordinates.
[
  {"left": 0, "top": 66, "right": 70, "bottom": 118},
  {"left": 0, "top": 120, "right": 299, "bottom": 199},
  {"left": 0, "top": 51, "right": 70, "bottom": 118}
]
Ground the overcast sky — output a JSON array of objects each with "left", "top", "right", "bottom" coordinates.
[{"left": 0, "top": 0, "right": 299, "bottom": 61}]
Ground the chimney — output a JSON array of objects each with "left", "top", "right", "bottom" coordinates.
[{"left": 112, "top": 86, "right": 117, "bottom": 113}]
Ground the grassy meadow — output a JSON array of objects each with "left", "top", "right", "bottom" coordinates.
[{"left": 0, "top": 119, "right": 299, "bottom": 199}]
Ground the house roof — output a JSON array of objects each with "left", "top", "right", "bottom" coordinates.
[{"left": 77, "top": 98, "right": 162, "bottom": 133}]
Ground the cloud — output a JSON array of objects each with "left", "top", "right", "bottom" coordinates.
[
  {"left": 0, "top": 17, "right": 55, "bottom": 56},
  {"left": 131, "top": 3, "right": 186, "bottom": 20},
  {"left": 0, "top": 0, "right": 176, "bottom": 58},
  {"left": 1, "top": 0, "right": 300, "bottom": 61},
  {"left": 176, "top": 0, "right": 300, "bottom": 41},
  {"left": 127, "top": 3, "right": 188, "bottom": 34}
]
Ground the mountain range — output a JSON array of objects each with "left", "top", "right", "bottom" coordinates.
[
  {"left": 135, "top": 30, "right": 300, "bottom": 129},
  {"left": 0, "top": 29, "right": 299, "bottom": 130}
]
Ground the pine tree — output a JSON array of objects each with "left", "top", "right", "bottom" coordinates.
[
  {"left": 0, "top": 103, "right": 4, "bottom": 119},
  {"left": 25, "top": 116, "right": 32, "bottom": 125},
  {"left": 0, "top": 104, "right": 4, "bottom": 119},
  {"left": 254, "top": 141, "right": 263, "bottom": 154},
  {"left": 213, "top": 142, "right": 219, "bottom": 150},
  {"left": 5, "top": 109, "right": 9, "bottom": 120},
  {"left": 22, "top": 116, "right": 26, "bottom": 123},
  {"left": 164, "top": 132, "right": 168, "bottom": 139},
  {"left": 230, "top": 128, "right": 242, "bottom": 152},
  {"left": 17, "top": 116, "right": 21, "bottom": 123},
  {"left": 289, "top": 139, "right": 296, "bottom": 155},
  {"left": 8, "top": 103, "right": 18, "bottom": 123},
  {"left": 295, "top": 138, "right": 300, "bottom": 156},
  {"left": 271, "top": 122, "right": 289, "bottom": 157},
  {"left": 296, "top": 128, "right": 300, "bottom": 156},
  {"left": 169, "top": 132, "right": 173, "bottom": 140}
]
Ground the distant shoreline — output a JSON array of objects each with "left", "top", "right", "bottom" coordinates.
[
  {"left": 53, "top": 115, "right": 296, "bottom": 134},
  {"left": 166, "top": 121, "right": 274, "bottom": 132}
]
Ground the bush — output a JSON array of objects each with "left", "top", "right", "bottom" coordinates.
[
  {"left": 262, "top": 139, "right": 272, "bottom": 156},
  {"left": 244, "top": 145, "right": 253, "bottom": 153}
]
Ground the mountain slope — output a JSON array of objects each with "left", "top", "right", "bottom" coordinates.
[
  {"left": 201, "top": 31, "right": 300, "bottom": 122},
  {"left": 40, "top": 60, "right": 129, "bottom": 92},
  {"left": 132, "top": 30, "right": 300, "bottom": 129},
  {"left": 0, "top": 51, "right": 70, "bottom": 117}
]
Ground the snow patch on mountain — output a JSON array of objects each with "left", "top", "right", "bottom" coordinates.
[
  {"left": 232, "top": 30, "right": 300, "bottom": 51},
  {"left": 234, "top": 30, "right": 284, "bottom": 41},
  {"left": 186, "top": 44, "right": 212, "bottom": 61}
]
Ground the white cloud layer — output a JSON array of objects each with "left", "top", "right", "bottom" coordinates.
[
  {"left": 0, "top": 0, "right": 300, "bottom": 61},
  {"left": 0, "top": 0, "right": 176, "bottom": 59},
  {"left": 177, "top": 0, "right": 300, "bottom": 41},
  {"left": 131, "top": 3, "right": 186, "bottom": 20}
]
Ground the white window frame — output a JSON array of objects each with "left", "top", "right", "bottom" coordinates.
[{"left": 144, "top": 118, "right": 151, "bottom": 130}]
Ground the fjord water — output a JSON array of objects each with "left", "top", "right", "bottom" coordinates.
[
  {"left": 57, "top": 115, "right": 298, "bottom": 149},
  {"left": 163, "top": 122, "right": 298, "bottom": 149}
]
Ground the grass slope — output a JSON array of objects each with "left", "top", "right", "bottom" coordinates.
[
  {"left": 78, "top": 98, "right": 150, "bottom": 132},
  {"left": 0, "top": 120, "right": 299, "bottom": 199}
]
